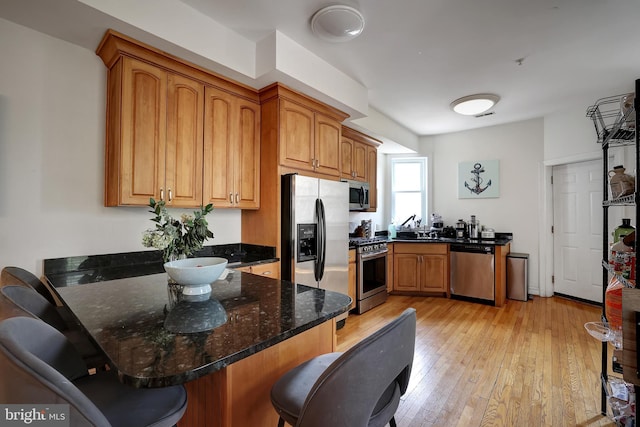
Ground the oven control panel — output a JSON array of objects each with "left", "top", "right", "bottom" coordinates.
[{"left": 358, "top": 241, "right": 387, "bottom": 254}]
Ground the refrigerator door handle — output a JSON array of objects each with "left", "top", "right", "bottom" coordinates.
[
  {"left": 314, "top": 198, "right": 321, "bottom": 282},
  {"left": 314, "top": 198, "right": 326, "bottom": 282}
]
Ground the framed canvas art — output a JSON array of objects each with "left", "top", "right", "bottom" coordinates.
[{"left": 458, "top": 160, "right": 500, "bottom": 199}]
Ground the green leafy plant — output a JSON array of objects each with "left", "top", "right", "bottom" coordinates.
[{"left": 142, "top": 198, "right": 214, "bottom": 262}]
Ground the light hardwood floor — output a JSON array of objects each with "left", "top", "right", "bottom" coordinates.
[{"left": 336, "top": 295, "right": 618, "bottom": 426}]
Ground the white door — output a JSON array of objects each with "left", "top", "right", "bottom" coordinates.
[{"left": 552, "top": 160, "right": 604, "bottom": 302}]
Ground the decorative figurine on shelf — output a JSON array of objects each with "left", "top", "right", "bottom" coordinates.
[{"left": 142, "top": 198, "right": 214, "bottom": 262}]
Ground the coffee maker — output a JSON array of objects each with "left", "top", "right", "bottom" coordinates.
[{"left": 455, "top": 219, "right": 467, "bottom": 239}]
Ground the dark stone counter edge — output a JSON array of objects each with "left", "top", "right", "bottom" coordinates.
[
  {"left": 389, "top": 238, "right": 512, "bottom": 246},
  {"left": 44, "top": 243, "right": 277, "bottom": 288},
  {"left": 118, "top": 304, "right": 350, "bottom": 388}
]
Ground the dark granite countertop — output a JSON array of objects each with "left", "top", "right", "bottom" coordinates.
[
  {"left": 51, "top": 271, "right": 350, "bottom": 388},
  {"left": 44, "top": 243, "right": 277, "bottom": 288},
  {"left": 390, "top": 237, "right": 512, "bottom": 246},
  {"left": 388, "top": 231, "right": 512, "bottom": 246}
]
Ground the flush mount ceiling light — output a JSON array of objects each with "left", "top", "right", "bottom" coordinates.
[
  {"left": 450, "top": 94, "right": 500, "bottom": 116},
  {"left": 311, "top": 5, "right": 365, "bottom": 42}
]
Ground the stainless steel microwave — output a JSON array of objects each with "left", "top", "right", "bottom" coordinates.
[{"left": 344, "top": 180, "right": 370, "bottom": 211}]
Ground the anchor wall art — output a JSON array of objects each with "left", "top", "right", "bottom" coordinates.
[{"left": 458, "top": 159, "right": 500, "bottom": 199}]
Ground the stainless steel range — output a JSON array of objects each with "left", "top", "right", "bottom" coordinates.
[{"left": 350, "top": 237, "right": 388, "bottom": 314}]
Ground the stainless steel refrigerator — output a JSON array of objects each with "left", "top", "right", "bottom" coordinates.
[{"left": 281, "top": 174, "right": 350, "bottom": 322}]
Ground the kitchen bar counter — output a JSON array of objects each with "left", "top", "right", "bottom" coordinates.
[
  {"left": 51, "top": 270, "right": 350, "bottom": 388},
  {"left": 50, "top": 270, "right": 350, "bottom": 426}
]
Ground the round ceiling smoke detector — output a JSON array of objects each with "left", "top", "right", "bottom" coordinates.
[{"left": 311, "top": 5, "right": 365, "bottom": 42}]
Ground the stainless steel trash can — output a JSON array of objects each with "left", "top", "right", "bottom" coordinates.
[{"left": 507, "top": 253, "right": 528, "bottom": 301}]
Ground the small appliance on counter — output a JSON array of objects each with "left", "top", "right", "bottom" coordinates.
[
  {"left": 481, "top": 228, "right": 496, "bottom": 239},
  {"left": 441, "top": 226, "right": 456, "bottom": 238},
  {"left": 468, "top": 215, "right": 480, "bottom": 239},
  {"left": 455, "top": 219, "right": 467, "bottom": 239},
  {"left": 430, "top": 213, "right": 444, "bottom": 235}
]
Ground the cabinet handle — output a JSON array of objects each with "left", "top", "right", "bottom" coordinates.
[
  {"left": 168, "top": 188, "right": 172, "bottom": 202},
  {"left": 262, "top": 271, "right": 272, "bottom": 276},
  {"left": 235, "top": 193, "right": 239, "bottom": 204},
  {"left": 229, "top": 193, "right": 233, "bottom": 203},
  {"left": 160, "top": 188, "right": 164, "bottom": 201}
]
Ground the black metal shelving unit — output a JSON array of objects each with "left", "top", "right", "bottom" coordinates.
[{"left": 587, "top": 79, "right": 638, "bottom": 418}]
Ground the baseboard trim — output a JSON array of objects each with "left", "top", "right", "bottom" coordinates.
[{"left": 554, "top": 292, "right": 602, "bottom": 308}]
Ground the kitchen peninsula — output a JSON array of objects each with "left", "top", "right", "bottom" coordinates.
[{"left": 45, "top": 255, "right": 350, "bottom": 427}]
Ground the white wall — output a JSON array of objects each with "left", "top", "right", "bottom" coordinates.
[
  {"left": 0, "top": 19, "right": 241, "bottom": 277},
  {"left": 539, "top": 93, "right": 636, "bottom": 296},
  {"left": 420, "top": 119, "right": 544, "bottom": 294}
]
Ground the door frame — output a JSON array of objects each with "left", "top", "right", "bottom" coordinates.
[{"left": 540, "top": 152, "right": 601, "bottom": 298}]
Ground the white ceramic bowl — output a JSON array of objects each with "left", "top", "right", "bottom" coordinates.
[{"left": 164, "top": 257, "right": 228, "bottom": 296}]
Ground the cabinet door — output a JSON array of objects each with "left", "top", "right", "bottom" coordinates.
[
  {"left": 279, "top": 99, "right": 314, "bottom": 171},
  {"left": 393, "top": 253, "right": 420, "bottom": 292},
  {"left": 348, "top": 249, "right": 356, "bottom": 310},
  {"left": 341, "top": 136, "right": 355, "bottom": 179},
  {"left": 119, "top": 57, "right": 167, "bottom": 205},
  {"left": 420, "top": 255, "right": 447, "bottom": 292},
  {"left": 234, "top": 99, "right": 260, "bottom": 209},
  {"left": 386, "top": 243, "right": 394, "bottom": 293},
  {"left": 165, "top": 73, "right": 204, "bottom": 207},
  {"left": 314, "top": 113, "right": 341, "bottom": 177},
  {"left": 236, "top": 261, "right": 279, "bottom": 279},
  {"left": 353, "top": 140, "right": 367, "bottom": 181},
  {"left": 203, "top": 86, "right": 235, "bottom": 208},
  {"left": 366, "top": 144, "right": 377, "bottom": 210}
]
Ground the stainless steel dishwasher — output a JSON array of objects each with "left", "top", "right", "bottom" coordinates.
[{"left": 450, "top": 244, "right": 495, "bottom": 303}]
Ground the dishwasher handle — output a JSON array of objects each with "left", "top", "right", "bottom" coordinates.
[{"left": 450, "top": 244, "right": 495, "bottom": 254}]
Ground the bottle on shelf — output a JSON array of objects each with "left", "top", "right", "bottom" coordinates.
[
  {"left": 608, "top": 165, "right": 635, "bottom": 199},
  {"left": 613, "top": 218, "right": 635, "bottom": 243}
]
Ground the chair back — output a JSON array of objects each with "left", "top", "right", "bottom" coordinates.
[
  {"left": 1, "top": 266, "right": 57, "bottom": 305},
  {"left": 299, "top": 308, "right": 416, "bottom": 427},
  {"left": 0, "top": 285, "right": 68, "bottom": 331},
  {"left": 0, "top": 316, "right": 110, "bottom": 426}
]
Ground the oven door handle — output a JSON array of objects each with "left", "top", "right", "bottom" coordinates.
[{"left": 359, "top": 249, "right": 388, "bottom": 261}]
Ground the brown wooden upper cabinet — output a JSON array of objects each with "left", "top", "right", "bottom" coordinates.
[
  {"left": 97, "top": 29, "right": 260, "bottom": 209},
  {"left": 279, "top": 98, "right": 342, "bottom": 177},
  {"left": 341, "top": 126, "right": 381, "bottom": 211},
  {"left": 203, "top": 86, "right": 260, "bottom": 209},
  {"left": 102, "top": 57, "right": 204, "bottom": 207},
  {"left": 341, "top": 136, "right": 367, "bottom": 181}
]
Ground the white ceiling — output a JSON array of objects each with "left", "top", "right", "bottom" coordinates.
[
  {"left": 2, "top": 0, "right": 640, "bottom": 146},
  {"left": 180, "top": 0, "right": 640, "bottom": 136}
]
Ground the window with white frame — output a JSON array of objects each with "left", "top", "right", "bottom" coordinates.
[{"left": 391, "top": 157, "right": 427, "bottom": 226}]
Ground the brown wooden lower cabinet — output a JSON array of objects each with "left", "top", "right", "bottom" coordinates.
[
  {"left": 392, "top": 243, "right": 449, "bottom": 296},
  {"left": 178, "top": 319, "right": 336, "bottom": 427},
  {"left": 234, "top": 261, "right": 280, "bottom": 279}
]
